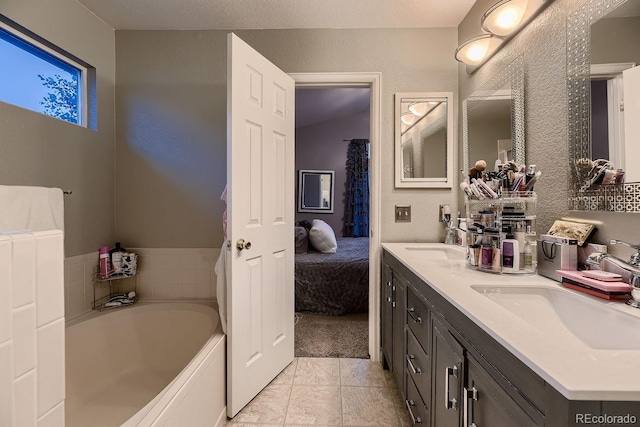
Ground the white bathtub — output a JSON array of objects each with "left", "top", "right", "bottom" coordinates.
[{"left": 65, "top": 302, "right": 226, "bottom": 427}]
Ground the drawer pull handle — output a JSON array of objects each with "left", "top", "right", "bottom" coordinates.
[
  {"left": 463, "top": 387, "right": 478, "bottom": 427},
  {"left": 405, "top": 399, "right": 422, "bottom": 424},
  {"left": 445, "top": 365, "right": 458, "bottom": 410},
  {"left": 387, "top": 297, "right": 392, "bottom": 303},
  {"left": 387, "top": 281, "right": 392, "bottom": 287},
  {"left": 407, "top": 308, "right": 423, "bottom": 324},
  {"left": 406, "top": 354, "right": 422, "bottom": 374}
]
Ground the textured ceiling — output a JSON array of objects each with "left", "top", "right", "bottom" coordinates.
[{"left": 76, "top": 0, "right": 476, "bottom": 30}]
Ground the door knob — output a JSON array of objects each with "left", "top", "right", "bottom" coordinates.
[{"left": 236, "top": 239, "right": 252, "bottom": 251}]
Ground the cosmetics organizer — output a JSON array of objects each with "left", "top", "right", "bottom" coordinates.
[{"left": 465, "top": 192, "right": 537, "bottom": 274}]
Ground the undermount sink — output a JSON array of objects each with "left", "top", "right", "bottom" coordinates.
[
  {"left": 472, "top": 284, "right": 640, "bottom": 350},
  {"left": 403, "top": 245, "right": 466, "bottom": 261}
]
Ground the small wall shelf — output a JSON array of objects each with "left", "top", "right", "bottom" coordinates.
[{"left": 92, "top": 267, "right": 137, "bottom": 311}]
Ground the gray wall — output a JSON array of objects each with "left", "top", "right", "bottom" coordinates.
[
  {"left": 458, "top": 0, "right": 640, "bottom": 261},
  {"left": 295, "top": 110, "right": 370, "bottom": 236},
  {"left": 0, "top": 0, "right": 116, "bottom": 257},
  {"left": 116, "top": 28, "right": 460, "bottom": 248},
  {"left": 591, "top": 16, "right": 640, "bottom": 65}
]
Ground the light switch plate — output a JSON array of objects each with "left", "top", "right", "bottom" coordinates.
[{"left": 395, "top": 205, "right": 411, "bottom": 222}]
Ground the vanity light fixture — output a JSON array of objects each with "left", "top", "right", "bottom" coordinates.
[
  {"left": 408, "top": 101, "right": 439, "bottom": 117},
  {"left": 481, "top": 0, "right": 528, "bottom": 36},
  {"left": 401, "top": 112, "right": 418, "bottom": 126},
  {"left": 455, "top": 34, "right": 494, "bottom": 66},
  {"left": 456, "top": 0, "right": 553, "bottom": 71}
]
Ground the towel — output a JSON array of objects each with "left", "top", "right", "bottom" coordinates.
[
  {"left": 0, "top": 186, "right": 64, "bottom": 232},
  {"left": 214, "top": 241, "right": 228, "bottom": 334}
]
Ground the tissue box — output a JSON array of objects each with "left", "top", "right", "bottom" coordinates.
[{"left": 537, "top": 240, "right": 577, "bottom": 282}]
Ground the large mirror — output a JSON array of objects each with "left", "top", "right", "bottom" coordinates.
[
  {"left": 298, "top": 170, "right": 335, "bottom": 213},
  {"left": 567, "top": 0, "right": 640, "bottom": 212},
  {"left": 394, "top": 92, "right": 454, "bottom": 188},
  {"left": 462, "top": 55, "right": 525, "bottom": 178}
]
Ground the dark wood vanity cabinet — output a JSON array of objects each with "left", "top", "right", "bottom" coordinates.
[
  {"left": 380, "top": 263, "right": 406, "bottom": 399},
  {"left": 382, "top": 249, "right": 543, "bottom": 427},
  {"left": 431, "top": 315, "right": 464, "bottom": 427}
]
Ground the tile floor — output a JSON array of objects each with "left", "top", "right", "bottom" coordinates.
[{"left": 226, "top": 357, "right": 412, "bottom": 426}]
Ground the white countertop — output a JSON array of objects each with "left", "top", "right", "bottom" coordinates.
[{"left": 382, "top": 242, "right": 640, "bottom": 401}]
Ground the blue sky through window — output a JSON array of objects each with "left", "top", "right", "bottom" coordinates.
[{"left": 0, "top": 27, "right": 81, "bottom": 124}]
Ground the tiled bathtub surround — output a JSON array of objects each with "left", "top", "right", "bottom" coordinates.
[
  {"left": 64, "top": 247, "right": 220, "bottom": 320},
  {"left": 0, "top": 230, "right": 65, "bottom": 427}
]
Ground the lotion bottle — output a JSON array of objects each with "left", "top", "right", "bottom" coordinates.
[
  {"left": 110, "top": 242, "right": 127, "bottom": 275},
  {"left": 501, "top": 233, "right": 520, "bottom": 273},
  {"left": 491, "top": 237, "right": 502, "bottom": 272}
]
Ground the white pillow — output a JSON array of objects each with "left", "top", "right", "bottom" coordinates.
[{"left": 308, "top": 219, "right": 338, "bottom": 254}]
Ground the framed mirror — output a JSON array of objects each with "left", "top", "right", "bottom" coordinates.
[
  {"left": 463, "top": 55, "right": 525, "bottom": 178},
  {"left": 567, "top": 0, "right": 640, "bottom": 212},
  {"left": 394, "top": 92, "right": 454, "bottom": 188},
  {"left": 298, "top": 170, "right": 335, "bottom": 213}
]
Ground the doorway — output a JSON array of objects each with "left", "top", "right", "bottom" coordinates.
[{"left": 290, "top": 72, "right": 382, "bottom": 363}]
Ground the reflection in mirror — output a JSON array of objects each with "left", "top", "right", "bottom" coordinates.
[
  {"left": 590, "top": 1, "right": 640, "bottom": 182},
  {"left": 466, "top": 88, "right": 513, "bottom": 172},
  {"left": 298, "top": 170, "right": 335, "bottom": 213},
  {"left": 394, "top": 92, "right": 454, "bottom": 188},
  {"left": 567, "top": 0, "right": 640, "bottom": 212},
  {"left": 462, "top": 55, "right": 525, "bottom": 178}
]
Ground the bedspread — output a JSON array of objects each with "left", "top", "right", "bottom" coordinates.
[{"left": 295, "top": 237, "right": 369, "bottom": 315}]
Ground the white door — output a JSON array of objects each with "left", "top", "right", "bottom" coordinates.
[
  {"left": 226, "top": 32, "right": 295, "bottom": 417},
  {"left": 623, "top": 66, "right": 640, "bottom": 182}
]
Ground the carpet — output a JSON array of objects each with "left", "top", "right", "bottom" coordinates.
[{"left": 294, "top": 312, "right": 369, "bottom": 359}]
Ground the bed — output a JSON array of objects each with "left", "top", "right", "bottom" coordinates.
[{"left": 295, "top": 237, "right": 369, "bottom": 315}]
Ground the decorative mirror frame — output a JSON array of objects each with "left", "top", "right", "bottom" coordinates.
[
  {"left": 463, "top": 55, "right": 525, "bottom": 176},
  {"left": 297, "top": 169, "right": 335, "bottom": 214},
  {"left": 394, "top": 92, "right": 454, "bottom": 188},
  {"left": 567, "top": 0, "right": 640, "bottom": 212}
]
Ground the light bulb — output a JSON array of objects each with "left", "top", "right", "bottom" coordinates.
[
  {"left": 408, "top": 102, "right": 438, "bottom": 117},
  {"left": 454, "top": 35, "right": 493, "bottom": 66},
  {"left": 401, "top": 113, "right": 417, "bottom": 126},
  {"left": 482, "top": 0, "right": 528, "bottom": 37}
]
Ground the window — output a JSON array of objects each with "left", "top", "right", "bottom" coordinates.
[{"left": 0, "top": 19, "right": 90, "bottom": 127}]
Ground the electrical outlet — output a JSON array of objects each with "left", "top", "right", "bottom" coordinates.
[{"left": 395, "top": 205, "right": 411, "bottom": 222}]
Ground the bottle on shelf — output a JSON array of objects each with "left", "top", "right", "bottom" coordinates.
[
  {"left": 99, "top": 246, "right": 111, "bottom": 279},
  {"left": 110, "top": 242, "right": 127, "bottom": 275},
  {"left": 501, "top": 230, "right": 520, "bottom": 273}
]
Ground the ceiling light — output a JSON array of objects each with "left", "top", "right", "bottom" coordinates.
[
  {"left": 455, "top": 34, "right": 493, "bottom": 66},
  {"left": 401, "top": 113, "right": 417, "bottom": 126},
  {"left": 408, "top": 102, "right": 438, "bottom": 117},
  {"left": 481, "top": 0, "right": 528, "bottom": 37}
]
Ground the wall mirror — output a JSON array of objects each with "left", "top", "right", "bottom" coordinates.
[
  {"left": 462, "top": 55, "right": 525, "bottom": 179},
  {"left": 567, "top": 0, "right": 640, "bottom": 212},
  {"left": 298, "top": 170, "right": 335, "bottom": 213},
  {"left": 394, "top": 92, "right": 454, "bottom": 188}
]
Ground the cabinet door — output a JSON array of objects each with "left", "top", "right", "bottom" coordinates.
[
  {"left": 392, "top": 276, "right": 406, "bottom": 398},
  {"left": 381, "top": 265, "right": 393, "bottom": 369},
  {"left": 464, "top": 354, "right": 538, "bottom": 427},
  {"left": 431, "top": 316, "right": 463, "bottom": 427}
]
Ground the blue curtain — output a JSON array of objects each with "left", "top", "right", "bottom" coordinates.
[{"left": 344, "top": 139, "right": 369, "bottom": 237}]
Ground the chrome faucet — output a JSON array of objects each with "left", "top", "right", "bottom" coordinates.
[
  {"left": 609, "top": 239, "right": 640, "bottom": 267},
  {"left": 586, "top": 241, "right": 640, "bottom": 308}
]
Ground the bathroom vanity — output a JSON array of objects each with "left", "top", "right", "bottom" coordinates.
[{"left": 381, "top": 243, "right": 640, "bottom": 427}]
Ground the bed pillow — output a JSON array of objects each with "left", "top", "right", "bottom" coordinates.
[
  {"left": 294, "top": 226, "right": 309, "bottom": 254},
  {"left": 308, "top": 219, "right": 338, "bottom": 254}
]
